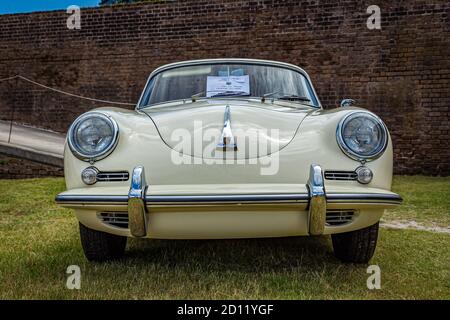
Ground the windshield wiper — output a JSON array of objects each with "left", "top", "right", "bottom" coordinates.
[
  {"left": 192, "top": 90, "right": 249, "bottom": 100},
  {"left": 260, "top": 91, "right": 315, "bottom": 109},
  {"left": 278, "top": 95, "right": 311, "bottom": 102},
  {"left": 261, "top": 91, "right": 311, "bottom": 103},
  {"left": 210, "top": 91, "right": 248, "bottom": 98},
  {"left": 261, "top": 91, "right": 279, "bottom": 102},
  {"left": 191, "top": 91, "right": 205, "bottom": 102}
]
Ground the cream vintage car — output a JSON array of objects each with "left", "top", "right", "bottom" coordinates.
[{"left": 56, "top": 58, "right": 402, "bottom": 263}]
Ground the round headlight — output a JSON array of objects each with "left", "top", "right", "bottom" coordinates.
[
  {"left": 68, "top": 112, "right": 119, "bottom": 162},
  {"left": 337, "top": 112, "right": 388, "bottom": 161}
]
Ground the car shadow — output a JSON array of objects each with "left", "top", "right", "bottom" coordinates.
[{"left": 123, "top": 235, "right": 347, "bottom": 273}]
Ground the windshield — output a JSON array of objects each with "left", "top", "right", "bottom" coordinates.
[{"left": 139, "top": 63, "right": 320, "bottom": 108}]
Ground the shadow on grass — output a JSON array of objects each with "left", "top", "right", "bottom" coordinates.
[
  {"left": 2, "top": 233, "right": 369, "bottom": 299},
  {"left": 123, "top": 236, "right": 343, "bottom": 272}
]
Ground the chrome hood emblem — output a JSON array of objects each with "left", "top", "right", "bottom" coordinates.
[{"left": 216, "top": 105, "right": 237, "bottom": 151}]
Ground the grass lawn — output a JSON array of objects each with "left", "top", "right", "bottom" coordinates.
[
  {"left": 385, "top": 176, "right": 450, "bottom": 228},
  {"left": 0, "top": 176, "right": 449, "bottom": 299}
]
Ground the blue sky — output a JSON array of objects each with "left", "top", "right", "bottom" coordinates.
[{"left": 0, "top": 1, "right": 100, "bottom": 15}]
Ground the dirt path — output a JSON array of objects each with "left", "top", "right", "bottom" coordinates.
[{"left": 381, "top": 220, "right": 450, "bottom": 234}]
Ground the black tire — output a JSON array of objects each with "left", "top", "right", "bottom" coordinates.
[
  {"left": 79, "top": 223, "right": 127, "bottom": 262},
  {"left": 331, "top": 222, "right": 379, "bottom": 264}
]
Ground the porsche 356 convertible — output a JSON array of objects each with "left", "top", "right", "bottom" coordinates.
[{"left": 56, "top": 58, "right": 402, "bottom": 263}]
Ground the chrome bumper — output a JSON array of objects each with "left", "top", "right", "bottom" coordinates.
[
  {"left": 126, "top": 164, "right": 327, "bottom": 238},
  {"left": 307, "top": 164, "right": 326, "bottom": 235},
  {"left": 55, "top": 165, "right": 403, "bottom": 238},
  {"left": 124, "top": 164, "right": 396, "bottom": 238},
  {"left": 127, "top": 166, "right": 147, "bottom": 237},
  {"left": 126, "top": 164, "right": 317, "bottom": 238}
]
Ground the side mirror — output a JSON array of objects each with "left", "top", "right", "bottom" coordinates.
[{"left": 340, "top": 99, "right": 356, "bottom": 107}]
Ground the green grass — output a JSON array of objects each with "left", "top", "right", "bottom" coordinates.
[
  {"left": 0, "top": 177, "right": 449, "bottom": 299},
  {"left": 384, "top": 176, "right": 450, "bottom": 228}
]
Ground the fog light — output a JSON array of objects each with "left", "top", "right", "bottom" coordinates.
[
  {"left": 355, "top": 166, "right": 373, "bottom": 184},
  {"left": 81, "top": 167, "right": 98, "bottom": 185}
]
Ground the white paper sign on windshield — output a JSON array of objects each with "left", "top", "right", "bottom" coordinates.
[{"left": 206, "top": 75, "right": 250, "bottom": 97}]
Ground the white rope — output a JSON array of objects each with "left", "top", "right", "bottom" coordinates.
[
  {"left": 0, "top": 75, "right": 135, "bottom": 106},
  {"left": 0, "top": 75, "right": 19, "bottom": 82}
]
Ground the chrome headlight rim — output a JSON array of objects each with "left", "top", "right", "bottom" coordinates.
[
  {"left": 336, "top": 112, "right": 388, "bottom": 162},
  {"left": 68, "top": 112, "right": 119, "bottom": 162}
]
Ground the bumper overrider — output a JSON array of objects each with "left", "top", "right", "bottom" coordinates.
[{"left": 55, "top": 165, "right": 402, "bottom": 238}]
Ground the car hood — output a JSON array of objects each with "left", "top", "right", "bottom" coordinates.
[{"left": 142, "top": 99, "right": 313, "bottom": 159}]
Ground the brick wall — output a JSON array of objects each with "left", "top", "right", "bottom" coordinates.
[
  {"left": 0, "top": 0, "right": 448, "bottom": 176},
  {"left": 0, "top": 155, "right": 63, "bottom": 179}
]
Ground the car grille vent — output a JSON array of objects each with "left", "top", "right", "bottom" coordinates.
[
  {"left": 99, "top": 212, "right": 129, "bottom": 229},
  {"left": 97, "top": 171, "right": 129, "bottom": 182},
  {"left": 326, "top": 210, "right": 355, "bottom": 226},
  {"left": 324, "top": 170, "right": 357, "bottom": 181}
]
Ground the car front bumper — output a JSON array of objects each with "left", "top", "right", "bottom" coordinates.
[{"left": 56, "top": 165, "right": 402, "bottom": 239}]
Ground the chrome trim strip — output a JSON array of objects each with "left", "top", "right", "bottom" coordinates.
[
  {"left": 145, "top": 194, "right": 309, "bottom": 204},
  {"left": 127, "top": 166, "right": 148, "bottom": 237},
  {"left": 55, "top": 193, "right": 401, "bottom": 205},
  {"left": 147, "top": 59, "right": 312, "bottom": 82},
  {"left": 216, "top": 105, "right": 237, "bottom": 150},
  {"left": 324, "top": 170, "right": 357, "bottom": 181},
  {"left": 97, "top": 171, "right": 129, "bottom": 182},
  {"left": 307, "top": 164, "right": 326, "bottom": 235},
  {"left": 55, "top": 195, "right": 128, "bottom": 203},
  {"left": 327, "top": 193, "right": 403, "bottom": 204}
]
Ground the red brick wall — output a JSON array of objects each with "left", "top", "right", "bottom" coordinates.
[
  {"left": 0, "top": 155, "right": 63, "bottom": 179},
  {"left": 0, "top": 0, "right": 448, "bottom": 175}
]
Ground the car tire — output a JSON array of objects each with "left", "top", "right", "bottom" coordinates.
[
  {"left": 79, "top": 223, "right": 127, "bottom": 262},
  {"left": 331, "top": 222, "right": 379, "bottom": 264}
]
